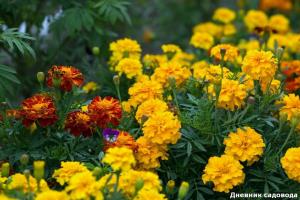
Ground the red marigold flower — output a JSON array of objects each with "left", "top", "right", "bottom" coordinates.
[
  {"left": 46, "top": 65, "right": 84, "bottom": 92},
  {"left": 20, "top": 94, "right": 58, "bottom": 127},
  {"left": 104, "top": 131, "right": 138, "bottom": 152},
  {"left": 88, "top": 96, "right": 122, "bottom": 128},
  {"left": 65, "top": 111, "right": 94, "bottom": 137}
]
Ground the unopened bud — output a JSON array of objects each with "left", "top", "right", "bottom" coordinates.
[
  {"left": 135, "top": 178, "right": 144, "bottom": 192},
  {"left": 178, "top": 181, "right": 189, "bottom": 200},
  {"left": 247, "top": 96, "right": 256, "bottom": 105},
  {"left": 113, "top": 75, "right": 120, "bottom": 86},
  {"left": 166, "top": 180, "right": 175, "bottom": 194},
  {"left": 279, "top": 112, "right": 288, "bottom": 122},
  {"left": 36, "top": 72, "right": 45, "bottom": 84},
  {"left": 1, "top": 163, "right": 10, "bottom": 177},
  {"left": 290, "top": 116, "right": 300, "bottom": 128},
  {"left": 92, "top": 47, "right": 100, "bottom": 56},
  {"left": 20, "top": 154, "right": 29, "bottom": 166},
  {"left": 92, "top": 167, "right": 102, "bottom": 177},
  {"left": 33, "top": 160, "right": 45, "bottom": 181},
  {"left": 276, "top": 47, "right": 284, "bottom": 60}
]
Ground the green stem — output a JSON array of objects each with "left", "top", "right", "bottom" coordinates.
[
  {"left": 278, "top": 125, "right": 295, "bottom": 155},
  {"left": 172, "top": 87, "right": 181, "bottom": 117}
]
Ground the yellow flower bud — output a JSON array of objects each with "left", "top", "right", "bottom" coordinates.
[
  {"left": 20, "top": 154, "right": 29, "bottom": 166},
  {"left": 33, "top": 161, "right": 45, "bottom": 181},
  {"left": 92, "top": 47, "right": 100, "bottom": 56},
  {"left": 166, "top": 180, "right": 175, "bottom": 194},
  {"left": 178, "top": 181, "right": 189, "bottom": 200},
  {"left": 135, "top": 178, "right": 144, "bottom": 192},
  {"left": 1, "top": 163, "right": 10, "bottom": 177}
]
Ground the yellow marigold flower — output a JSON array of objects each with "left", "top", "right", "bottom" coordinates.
[
  {"left": 193, "top": 62, "right": 233, "bottom": 83},
  {"left": 135, "top": 137, "right": 168, "bottom": 170},
  {"left": 238, "top": 39, "right": 260, "bottom": 51},
  {"left": 223, "top": 24, "right": 237, "bottom": 36},
  {"left": 242, "top": 50, "right": 278, "bottom": 82},
  {"left": 134, "top": 189, "right": 167, "bottom": 200},
  {"left": 128, "top": 79, "right": 163, "bottom": 107},
  {"left": 202, "top": 155, "right": 245, "bottom": 193},
  {"left": 281, "top": 147, "right": 300, "bottom": 183},
  {"left": 161, "top": 44, "right": 182, "bottom": 54},
  {"left": 143, "top": 54, "right": 168, "bottom": 68},
  {"left": 190, "top": 32, "right": 214, "bottom": 50},
  {"left": 135, "top": 99, "right": 168, "bottom": 124},
  {"left": 224, "top": 127, "right": 265, "bottom": 165},
  {"left": 210, "top": 44, "right": 239, "bottom": 62},
  {"left": 103, "top": 147, "right": 136, "bottom": 171},
  {"left": 119, "top": 169, "right": 162, "bottom": 197},
  {"left": 260, "top": 79, "right": 281, "bottom": 94},
  {"left": 244, "top": 10, "right": 268, "bottom": 31},
  {"left": 66, "top": 171, "right": 102, "bottom": 200},
  {"left": 142, "top": 111, "right": 181, "bottom": 145},
  {"left": 8, "top": 173, "right": 48, "bottom": 193},
  {"left": 151, "top": 62, "right": 191, "bottom": 87},
  {"left": 287, "top": 33, "right": 300, "bottom": 53},
  {"left": 109, "top": 38, "right": 141, "bottom": 65},
  {"left": 115, "top": 58, "right": 143, "bottom": 79},
  {"left": 52, "top": 161, "right": 89, "bottom": 186},
  {"left": 279, "top": 94, "right": 300, "bottom": 122},
  {"left": 267, "top": 34, "right": 290, "bottom": 50},
  {"left": 36, "top": 190, "right": 69, "bottom": 200},
  {"left": 209, "top": 79, "right": 247, "bottom": 111},
  {"left": 269, "top": 14, "right": 289, "bottom": 34},
  {"left": 193, "top": 22, "right": 223, "bottom": 37},
  {"left": 213, "top": 7, "right": 236, "bottom": 24},
  {"left": 82, "top": 81, "right": 99, "bottom": 93}
]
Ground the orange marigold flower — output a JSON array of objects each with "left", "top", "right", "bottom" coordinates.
[
  {"left": 260, "top": 0, "right": 292, "bottom": 11},
  {"left": 46, "top": 65, "right": 84, "bottom": 92},
  {"left": 20, "top": 94, "right": 58, "bottom": 127},
  {"left": 88, "top": 96, "right": 122, "bottom": 128},
  {"left": 65, "top": 111, "right": 94, "bottom": 137},
  {"left": 104, "top": 131, "right": 138, "bottom": 152}
]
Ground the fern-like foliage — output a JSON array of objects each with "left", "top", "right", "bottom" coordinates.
[{"left": 0, "top": 27, "right": 35, "bottom": 58}]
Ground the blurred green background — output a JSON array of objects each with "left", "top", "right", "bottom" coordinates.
[{"left": 1, "top": 0, "right": 299, "bottom": 103}]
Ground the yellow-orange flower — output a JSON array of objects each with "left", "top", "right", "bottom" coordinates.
[
  {"left": 161, "top": 44, "right": 182, "bottom": 54},
  {"left": 224, "top": 127, "right": 265, "bottom": 165},
  {"left": 142, "top": 111, "right": 181, "bottom": 145},
  {"left": 46, "top": 65, "right": 84, "bottom": 92},
  {"left": 135, "top": 137, "right": 168, "bottom": 170},
  {"left": 36, "top": 190, "right": 69, "bottom": 200},
  {"left": 109, "top": 38, "right": 141, "bottom": 65},
  {"left": 242, "top": 50, "right": 278, "bottom": 82},
  {"left": 213, "top": 7, "right": 236, "bottom": 24},
  {"left": 190, "top": 32, "right": 214, "bottom": 50},
  {"left": 260, "top": 0, "right": 292, "bottom": 11},
  {"left": 135, "top": 98, "right": 168, "bottom": 123},
  {"left": 52, "top": 161, "right": 89, "bottom": 186},
  {"left": 20, "top": 94, "right": 58, "bottom": 127},
  {"left": 152, "top": 61, "right": 191, "bottom": 87},
  {"left": 8, "top": 173, "right": 48, "bottom": 193},
  {"left": 128, "top": 79, "right": 163, "bottom": 107},
  {"left": 209, "top": 79, "right": 247, "bottom": 111},
  {"left": 279, "top": 94, "right": 300, "bottom": 122},
  {"left": 244, "top": 10, "right": 268, "bottom": 31},
  {"left": 115, "top": 58, "right": 143, "bottom": 79},
  {"left": 202, "top": 155, "right": 245, "bottom": 193},
  {"left": 193, "top": 22, "right": 223, "bottom": 37},
  {"left": 269, "top": 14, "right": 289, "bottom": 34},
  {"left": 210, "top": 44, "right": 239, "bottom": 62},
  {"left": 281, "top": 147, "right": 300, "bottom": 183},
  {"left": 103, "top": 147, "right": 136, "bottom": 171},
  {"left": 82, "top": 81, "right": 99, "bottom": 93}
]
